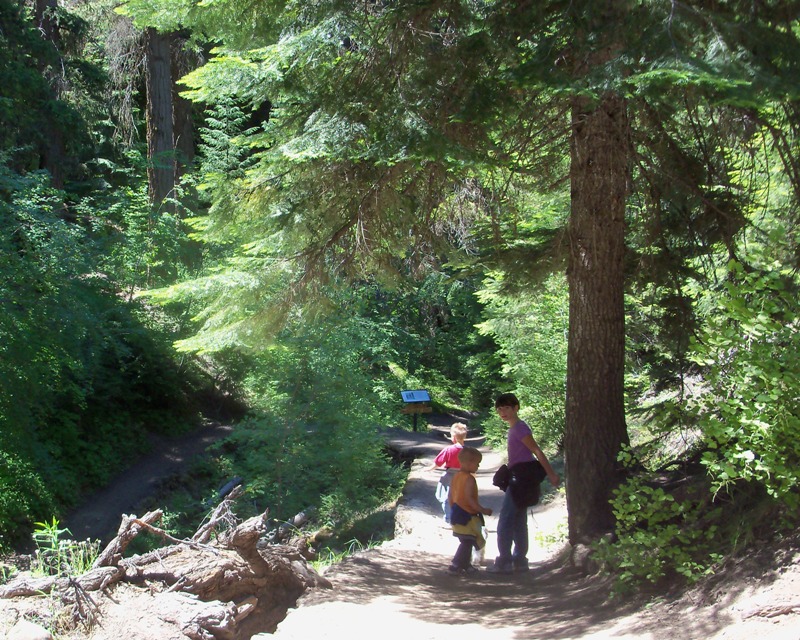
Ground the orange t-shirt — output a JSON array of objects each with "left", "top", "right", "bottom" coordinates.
[{"left": 449, "top": 470, "right": 478, "bottom": 514}]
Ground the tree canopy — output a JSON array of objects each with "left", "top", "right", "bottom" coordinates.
[
  {"left": 2, "top": 0, "right": 800, "bottom": 588},
  {"left": 114, "top": 0, "right": 800, "bottom": 543}
]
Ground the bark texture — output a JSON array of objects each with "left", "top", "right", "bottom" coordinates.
[
  {"left": 565, "top": 91, "right": 631, "bottom": 544},
  {"left": 34, "top": 0, "right": 66, "bottom": 190},
  {"left": 145, "top": 28, "right": 176, "bottom": 205}
]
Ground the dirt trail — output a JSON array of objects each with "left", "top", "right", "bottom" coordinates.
[
  {"left": 267, "top": 423, "right": 800, "bottom": 640},
  {"left": 62, "top": 421, "right": 233, "bottom": 543}
]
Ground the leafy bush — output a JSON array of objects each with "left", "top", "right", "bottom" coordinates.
[
  {"left": 688, "top": 260, "right": 800, "bottom": 508},
  {"left": 594, "top": 465, "right": 722, "bottom": 592},
  {"left": 0, "top": 452, "right": 55, "bottom": 551},
  {"left": 597, "top": 255, "right": 800, "bottom": 592},
  {"left": 215, "top": 413, "right": 405, "bottom": 526},
  {"left": 208, "top": 307, "right": 408, "bottom": 528}
]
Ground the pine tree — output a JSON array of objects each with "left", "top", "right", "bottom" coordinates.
[{"left": 119, "top": 0, "right": 800, "bottom": 543}]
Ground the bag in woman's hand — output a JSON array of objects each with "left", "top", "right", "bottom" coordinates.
[
  {"left": 492, "top": 464, "right": 511, "bottom": 491},
  {"left": 508, "top": 460, "right": 547, "bottom": 507}
]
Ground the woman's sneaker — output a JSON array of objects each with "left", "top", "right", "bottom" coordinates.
[
  {"left": 486, "top": 561, "right": 513, "bottom": 574},
  {"left": 513, "top": 559, "right": 530, "bottom": 573}
]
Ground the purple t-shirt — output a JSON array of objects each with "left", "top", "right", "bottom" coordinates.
[{"left": 507, "top": 420, "right": 534, "bottom": 467}]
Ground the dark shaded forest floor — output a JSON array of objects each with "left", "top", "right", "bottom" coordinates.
[{"left": 2, "top": 416, "right": 799, "bottom": 640}]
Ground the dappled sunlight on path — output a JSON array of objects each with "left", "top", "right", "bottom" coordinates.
[
  {"left": 271, "top": 424, "right": 628, "bottom": 640},
  {"left": 274, "top": 547, "right": 639, "bottom": 640}
]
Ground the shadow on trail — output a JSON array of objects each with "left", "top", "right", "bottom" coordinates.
[
  {"left": 62, "top": 421, "right": 234, "bottom": 543},
  {"left": 303, "top": 547, "right": 736, "bottom": 640},
  {"left": 302, "top": 549, "right": 630, "bottom": 639}
]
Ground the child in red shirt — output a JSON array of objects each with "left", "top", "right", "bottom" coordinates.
[{"left": 429, "top": 422, "right": 468, "bottom": 523}]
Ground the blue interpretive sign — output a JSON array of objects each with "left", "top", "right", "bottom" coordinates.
[{"left": 400, "top": 389, "right": 431, "bottom": 403}]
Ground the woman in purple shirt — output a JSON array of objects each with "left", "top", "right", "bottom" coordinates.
[{"left": 489, "top": 393, "right": 560, "bottom": 574}]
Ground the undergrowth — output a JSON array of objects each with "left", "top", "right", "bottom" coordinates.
[
  {"left": 31, "top": 518, "right": 99, "bottom": 577},
  {"left": 593, "top": 446, "right": 798, "bottom": 595}
]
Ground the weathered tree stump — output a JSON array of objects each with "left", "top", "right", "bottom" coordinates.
[{"left": 1, "top": 492, "right": 330, "bottom": 640}]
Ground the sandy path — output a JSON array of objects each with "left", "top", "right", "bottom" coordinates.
[{"left": 268, "top": 427, "right": 584, "bottom": 640}]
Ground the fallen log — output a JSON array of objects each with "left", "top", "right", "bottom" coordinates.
[
  {"left": 69, "top": 565, "right": 124, "bottom": 592},
  {"left": 0, "top": 566, "right": 124, "bottom": 600},
  {"left": 93, "top": 509, "right": 164, "bottom": 569},
  {"left": 0, "top": 574, "right": 58, "bottom": 598},
  {"left": 1, "top": 491, "right": 331, "bottom": 640}
]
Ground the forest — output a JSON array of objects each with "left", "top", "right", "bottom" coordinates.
[{"left": 1, "top": 0, "right": 799, "bottom": 590}]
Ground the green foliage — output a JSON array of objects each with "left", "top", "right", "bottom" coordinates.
[
  {"left": 0, "top": 160, "right": 206, "bottom": 547},
  {"left": 611, "top": 226, "right": 800, "bottom": 587},
  {"left": 121, "top": 0, "right": 579, "bottom": 346},
  {"left": 30, "top": 517, "right": 99, "bottom": 577},
  {"left": 0, "top": 0, "right": 103, "bottom": 183},
  {"left": 0, "top": 453, "right": 55, "bottom": 552},
  {"left": 595, "top": 471, "right": 722, "bottom": 592},
  {"left": 310, "top": 538, "right": 378, "bottom": 573},
  {"left": 595, "top": 445, "right": 726, "bottom": 591},
  {"left": 688, "top": 258, "right": 800, "bottom": 508},
  {"left": 476, "top": 272, "right": 568, "bottom": 450},
  {"left": 359, "top": 273, "right": 503, "bottom": 411},
  {"left": 76, "top": 0, "right": 800, "bottom": 579},
  {"left": 209, "top": 305, "right": 407, "bottom": 526},
  {"left": 215, "top": 411, "right": 403, "bottom": 527},
  {"left": 533, "top": 519, "right": 568, "bottom": 549}
]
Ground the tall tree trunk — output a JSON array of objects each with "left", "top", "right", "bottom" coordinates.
[
  {"left": 145, "top": 28, "right": 176, "bottom": 206},
  {"left": 565, "top": 92, "right": 631, "bottom": 544},
  {"left": 171, "top": 32, "right": 195, "bottom": 179}
]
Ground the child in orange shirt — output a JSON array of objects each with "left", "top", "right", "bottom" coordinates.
[{"left": 447, "top": 446, "right": 493, "bottom": 575}]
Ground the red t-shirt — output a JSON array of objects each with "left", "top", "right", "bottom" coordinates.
[{"left": 435, "top": 443, "right": 463, "bottom": 469}]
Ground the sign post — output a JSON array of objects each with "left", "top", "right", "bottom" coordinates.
[{"left": 400, "top": 389, "right": 432, "bottom": 432}]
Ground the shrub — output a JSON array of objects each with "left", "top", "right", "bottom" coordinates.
[
  {"left": 688, "top": 261, "right": 800, "bottom": 509},
  {"left": 0, "top": 452, "right": 55, "bottom": 551}
]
